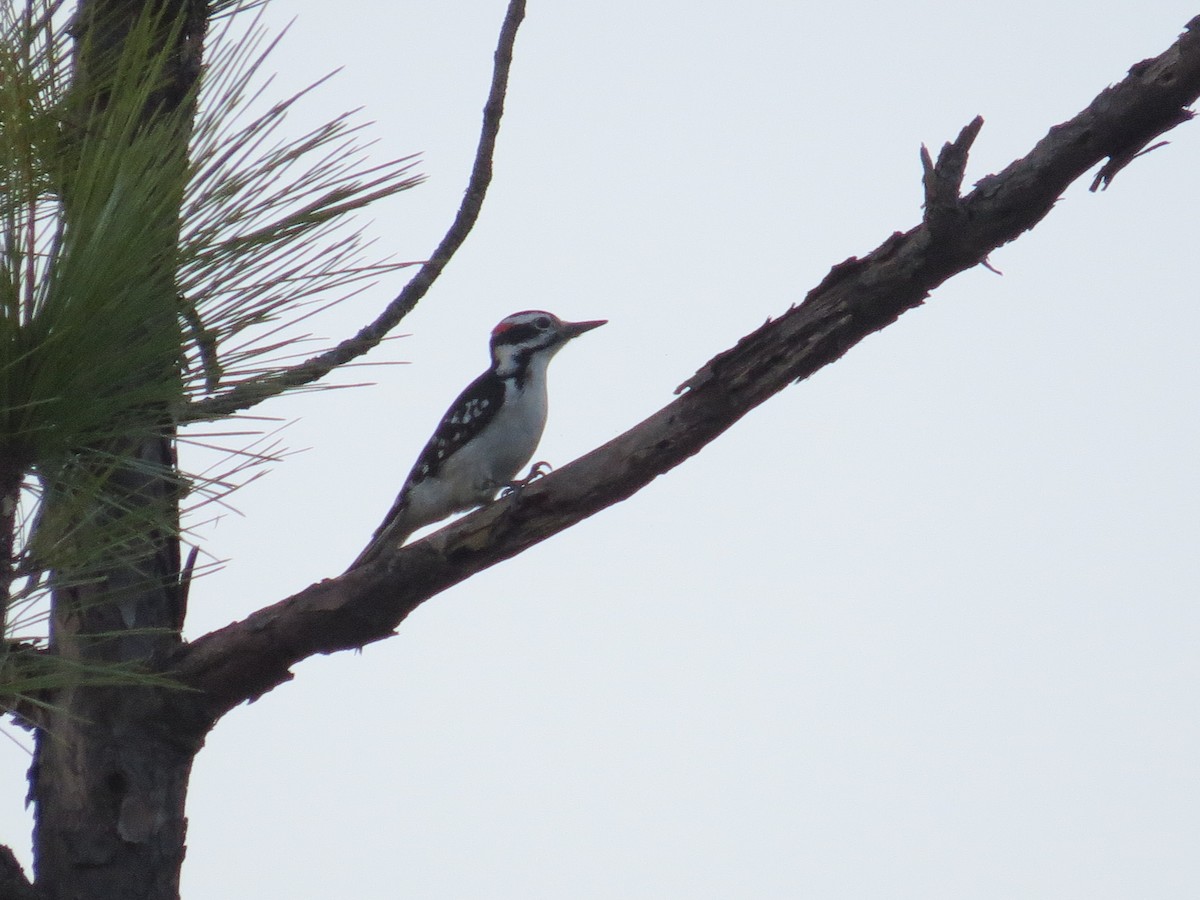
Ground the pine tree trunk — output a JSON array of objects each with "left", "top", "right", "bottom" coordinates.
[
  {"left": 29, "top": 2, "right": 209, "bottom": 897},
  {"left": 31, "top": 436, "right": 201, "bottom": 900},
  {"left": 31, "top": 686, "right": 202, "bottom": 900}
]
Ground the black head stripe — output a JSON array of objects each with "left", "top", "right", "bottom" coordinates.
[{"left": 493, "top": 323, "right": 544, "bottom": 347}]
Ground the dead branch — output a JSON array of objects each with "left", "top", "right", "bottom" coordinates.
[{"left": 172, "top": 16, "right": 1200, "bottom": 723}]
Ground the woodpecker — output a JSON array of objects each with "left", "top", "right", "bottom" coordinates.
[{"left": 349, "top": 310, "right": 606, "bottom": 568}]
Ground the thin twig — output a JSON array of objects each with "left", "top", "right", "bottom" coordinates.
[{"left": 182, "top": 0, "right": 527, "bottom": 424}]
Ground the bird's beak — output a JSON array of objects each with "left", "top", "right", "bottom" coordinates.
[{"left": 561, "top": 318, "right": 607, "bottom": 340}]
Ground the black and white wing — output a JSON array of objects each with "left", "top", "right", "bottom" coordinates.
[
  {"left": 399, "top": 369, "right": 507, "bottom": 500},
  {"left": 350, "top": 370, "right": 506, "bottom": 568}
]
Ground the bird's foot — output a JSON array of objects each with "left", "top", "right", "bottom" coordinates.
[{"left": 499, "top": 461, "right": 553, "bottom": 497}]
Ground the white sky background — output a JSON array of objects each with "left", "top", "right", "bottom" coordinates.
[{"left": 4, "top": 1, "right": 1200, "bottom": 897}]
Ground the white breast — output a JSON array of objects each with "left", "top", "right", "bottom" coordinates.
[{"left": 472, "top": 373, "right": 548, "bottom": 485}]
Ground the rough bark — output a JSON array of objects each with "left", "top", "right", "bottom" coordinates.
[
  {"left": 29, "top": 687, "right": 207, "bottom": 900},
  {"left": 29, "top": 1, "right": 207, "bottom": 898},
  {"left": 173, "top": 15, "right": 1200, "bottom": 722},
  {"left": 0, "top": 845, "right": 38, "bottom": 900}
]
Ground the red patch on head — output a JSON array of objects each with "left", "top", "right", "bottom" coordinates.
[{"left": 492, "top": 311, "right": 544, "bottom": 338}]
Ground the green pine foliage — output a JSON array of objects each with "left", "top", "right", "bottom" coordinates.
[{"left": 0, "top": 0, "right": 422, "bottom": 691}]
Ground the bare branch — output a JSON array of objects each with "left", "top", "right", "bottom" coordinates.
[
  {"left": 172, "top": 16, "right": 1200, "bottom": 721},
  {"left": 181, "top": 0, "right": 527, "bottom": 423}
]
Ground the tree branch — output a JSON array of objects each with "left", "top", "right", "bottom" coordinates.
[
  {"left": 172, "top": 16, "right": 1200, "bottom": 722},
  {"left": 181, "top": 0, "right": 527, "bottom": 423},
  {"left": 0, "top": 845, "right": 36, "bottom": 900}
]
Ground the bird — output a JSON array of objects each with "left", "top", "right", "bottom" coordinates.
[{"left": 349, "top": 310, "right": 606, "bottom": 569}]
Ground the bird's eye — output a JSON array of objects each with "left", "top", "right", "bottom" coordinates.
[{"left": 534, "top": 316, "right": 551, "bottom": 329}]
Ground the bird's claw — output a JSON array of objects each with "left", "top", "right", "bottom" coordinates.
[{"left": 499, "top": 461, "right": 553, "bottom": 497}]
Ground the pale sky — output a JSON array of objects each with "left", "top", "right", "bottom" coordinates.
[{"left": 3, "top": 2, "right": 1199, "bottom": 897}]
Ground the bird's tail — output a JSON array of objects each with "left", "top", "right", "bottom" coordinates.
[{"left": 346, "top": 499, "right": 415, "bottom": 571}]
